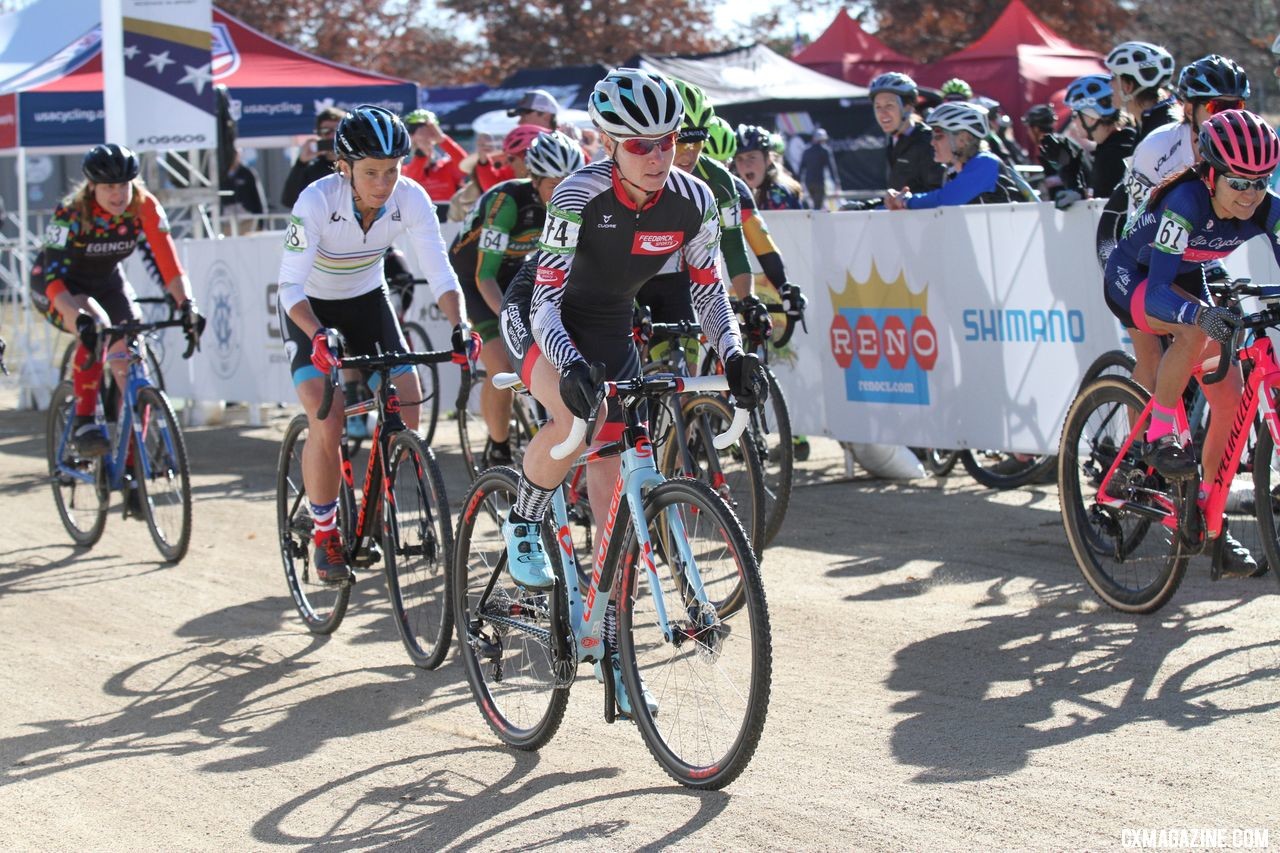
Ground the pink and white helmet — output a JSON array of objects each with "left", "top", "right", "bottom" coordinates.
[
  {"left": 503, "top": 123, "right": 546, "bottom": 158},
  {"left": 1198, "top": 109, "right": 1280, "bottom": 178}
]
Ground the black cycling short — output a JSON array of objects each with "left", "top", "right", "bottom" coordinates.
[
  {"left": 500, "top": 265, "right": 637, "bottom": 438},
  {"left": 635, "top": 272, "right": 695, "bottom": 324},
  {"left": 277, "top": 286, "right": 410, "bottom": 385},
  {"left": 31, "top": 261, "right": 140, "bottom": 333}
]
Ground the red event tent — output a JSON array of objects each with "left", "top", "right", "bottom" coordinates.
[
  {"left": 917, "top": 0, "right": 1105, "bottom": 147},
  {"left": 792, "top": 9, "right": 916, "bottom": 86}
]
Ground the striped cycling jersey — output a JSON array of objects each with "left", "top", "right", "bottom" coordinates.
[
  {"left": 528, "top": 159, "right": 742, "bottom": 371},
  {"left": 276, "top": 173, "right": 459, "bottom": 312}
]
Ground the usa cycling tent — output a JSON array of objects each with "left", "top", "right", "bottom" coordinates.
[
  {"left": 0, "top": 4, "right": 417, "bottom": 152},
  {"left": 792, "top": 8, "right": 917, "bottom": 87},
  {"left": 915, "top": 0, "right": 1106, "bottom": 148}
]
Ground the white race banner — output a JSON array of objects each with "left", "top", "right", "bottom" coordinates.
[{"left": 102, "top": 0, "right": 216, "bottom": 152}]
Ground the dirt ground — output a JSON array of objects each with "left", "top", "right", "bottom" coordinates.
[{"left": 1, "top": 388, "right": 1277, "bottom": 852}]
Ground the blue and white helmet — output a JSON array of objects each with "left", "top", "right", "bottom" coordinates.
[
  {"left": 1066, "top": 74, "right": 1118, "bottom": 118},
  {"left": 335, "top": 105, "right": 412, "bottom": 161},
  {"left": 589, "top": 68, "right": 683, "bottom": 138}
]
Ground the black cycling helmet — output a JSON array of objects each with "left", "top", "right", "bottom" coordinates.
[
  {"left": 82, "top": 143, "right": 140, "bottom": 184},
  {"left": 736, "top": 124, "right": 773, "bottom": 153},
  {"left": 1176, "top": 54, "right": 1250, "bottom": 102},
  {"left": 1022, "top": 104, "right": 1058, "bottom": 131},
  {"left": 335, "top": 105, "right": 412, "bottom": 161}
]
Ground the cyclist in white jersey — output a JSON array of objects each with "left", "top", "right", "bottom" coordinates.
[
  {"left": 276, "top": 105, "right": 475, "bottom": 582},
  {"left": 1125, "top": 55, "right": 1251, "bottom": 220}
]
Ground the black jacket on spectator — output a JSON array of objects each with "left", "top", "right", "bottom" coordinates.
[
  {"left": 887, "top": 124, "right": 945, "bottom": 193},
  {"left": 1090, "top": 127, "right": 1137, "bottom": 200},
  {"left": 1035, "top": 132, "right": 1092, "bottom": 202},
  {"left": 281, "top": 158, "right": 335, "bottom": 209},
  {"left": 222, "top": 163, "right": 266, "bottom": 216},
  {"left": 1137, "top": 98, "right": 1179, "bottom": 143}
]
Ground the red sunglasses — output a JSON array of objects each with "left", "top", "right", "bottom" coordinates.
[
  {"left": 1204, "top": 98, "right": 1245, "bottom": 115},
  {"left": 619, "top": 133, "right": 677, "bottom": 156}
]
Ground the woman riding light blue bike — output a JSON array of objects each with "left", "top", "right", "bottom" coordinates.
[
  {"left": 1102, "top": 108, "right": 1280, "bottom": 578},
  {"left": 497, "top": 67, "right": 766, "bottom": 716}
]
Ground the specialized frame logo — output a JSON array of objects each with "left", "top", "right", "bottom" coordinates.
[{"left": 828, "top": 263, "right": 936, "bottom": 405}]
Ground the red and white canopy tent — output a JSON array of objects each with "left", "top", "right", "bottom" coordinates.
[
  {"left": 791, "top": 8, "right": 916, "bottom": 87},
  {"left": 916, "top": 0, "right": 1106, "bottom": 147}
]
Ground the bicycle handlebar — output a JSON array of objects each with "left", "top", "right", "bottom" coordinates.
[
  {"left": 549, "top": 373, "right": 751, "bottom": 460},
  {"left": 316, "top": 346, "right": 461, "bottom": 421},
  {"left": 1202, "top": 336, "right": 1234, "bottom": 386},
  {"left": 102, "top": 317, "right": 198, "bottom": 359}
]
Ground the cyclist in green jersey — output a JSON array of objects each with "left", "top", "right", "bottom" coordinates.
[
  {"left": 637, "top": 80, "right": 752, "bottom": 309},
  {"left": 449, "top": 131, "right": 584, "bottom": 465}
]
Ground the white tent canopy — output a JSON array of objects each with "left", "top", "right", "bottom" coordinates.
[{"left": 637, "top": 43, "right": 867, "bottom": 105}]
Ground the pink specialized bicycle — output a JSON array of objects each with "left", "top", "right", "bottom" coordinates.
[{"left": 1058, "top": 279, "right": 1280, "bottom": 613}]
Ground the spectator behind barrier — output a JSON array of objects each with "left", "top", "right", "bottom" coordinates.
[{"left": 281, "top": 107, "right": 345, "bottom": 208}]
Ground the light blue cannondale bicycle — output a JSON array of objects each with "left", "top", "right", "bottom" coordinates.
[{"left": 451, "top": 362, "right": 772, "bottom": 789}]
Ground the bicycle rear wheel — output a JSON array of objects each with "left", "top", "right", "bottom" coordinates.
[
  {"left": 401, "top": 322, "right": 439, "bottom": 445},
  {"left": 618, "top": 477, "right": 771, "bottom": 789},
  {"left": 1249, "top": 425, "right": 1280, "bottom": 581},
  {"left": 277, "top": 414, "right": 353, "bottom": 633},
  {"left": 1058, "top": 377, "right": 1190, "bottom": 613},
  {"left": 458, "top": 375, "right": 538, "bottom": 481},
  {"left": 659, "top": 394, "right": 765, "bottom": 559},
  {"left": 384, "top": 430, "right": 453, "bottom": 669},
  {"left": 453, "top": 466, "right": 569, "bottom": 749},
  {"left": 47, "top": 380, "right": 108, "bottom": 547},
  {"left": 133, "top": 387, "right": 192, "bottom": 562},
  {"left": 1079, "top": 349, "right": 1136, "bottom": 390},
  {"left": 961, "top": 449, "right": 1056, "bottom": 489}
]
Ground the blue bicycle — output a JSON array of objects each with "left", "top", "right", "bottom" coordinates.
[
  {"left": 46, "top": 316, "right": 195, "bottom": 561},
  {"left": 452, "top": 366, "right": 772, "bottom": 789}
]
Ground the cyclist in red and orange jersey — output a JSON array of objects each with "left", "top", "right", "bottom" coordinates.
[{"left": 30, "top": 143, "right": 204, "bottom": 458}]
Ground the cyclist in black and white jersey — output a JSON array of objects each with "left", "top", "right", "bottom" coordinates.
[
  {"left": 1105, "top": 41, "right": 1178, "bottom": 144},
  {"left": 276, "top": 105, "right": 475, "bottom": 583},
  {"left": 498, "top": 68, "right": 766, "bottom": 712}
]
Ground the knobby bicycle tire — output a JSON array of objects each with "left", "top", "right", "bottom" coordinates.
[
  {"left": 384, "top": 430, "right": 454, "bottom": 669},
  {"left": 277, "top": 414, "right": 353, "bottom": 634},
  {"left": 133, "top": 386, "right": 192, "bottom": 562},
  {"left": 1058, "top": 376, "right": 1190, "bottom": 613},
  {"left": 617, "top": 476, "right": 772, "bottom": 789},
  {"left": 46, "top": 380, "right": 108, "bottom": 547},
  {"left": 960, "top": 449, "right": 1057, "bottom": 489},
  {"left": 453, "top": 466, "right": 570, "bottom": 750},
  {"left": 401, "top": 322, "right": 439, "bottom": 445},
  {"left": 755, "top": 367, "right": 793, "bottom": 546}
]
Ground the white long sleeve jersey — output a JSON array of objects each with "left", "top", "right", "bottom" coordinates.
[{"left": 276, "top": 173, "right": 460, "bottom": 311}]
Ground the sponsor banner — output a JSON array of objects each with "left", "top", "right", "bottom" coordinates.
[
  {"left": 18, "top": 91, "right": 104, "bottom": 147},
  {"left": 122, "top": 224, "right": 464, "bottom": 405},
  {"left": 228, "top": 85, "right": 417, "bottom": 138},
  {"left": 0, "top": 93, "right": 16, "bottom": 150}
]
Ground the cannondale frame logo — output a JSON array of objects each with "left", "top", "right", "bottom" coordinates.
[{"left": 206, "top": 260, "right": 242, "bottom": 380}]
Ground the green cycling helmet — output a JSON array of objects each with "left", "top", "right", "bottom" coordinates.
[
  {"left": 940, "top": 78, "right": 973, "bottom": 101},
  {"left": 770, "top": 132, "right": 786, "bottom": 155},
  {"left": 674, "top": 78, "right": 715, "bottom": 140},
  {"left": 402, "top": 109, "right": 437, "bottom": 130},
  {"left": 704, "top": 116, "right": 737, "bottom": 162}
]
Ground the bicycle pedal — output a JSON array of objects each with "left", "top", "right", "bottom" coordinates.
[{"left": 352, "top": 539, "right": 383, "bottom": 567}]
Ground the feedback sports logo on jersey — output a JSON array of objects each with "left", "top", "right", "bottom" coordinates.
[
  {"left": 829, "top": 263, "right": 936, "bottom": 405},
  {"left": 632, "top": 231, "right": 682, "bottom": 255}
]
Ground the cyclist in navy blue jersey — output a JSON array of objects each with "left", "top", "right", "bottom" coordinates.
[{"left": 1104, "top": 110, "right": 1280, "bottom": 576}]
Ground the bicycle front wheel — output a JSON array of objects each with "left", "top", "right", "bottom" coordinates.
[
  {"left": 401, "top": 322, "right": 439, "bottom": 445},
  {"left": 753, "top": 368, "right": 793, "bottom": 546},
  {"left": 961, "top": 449, "right": 1056, "bottom": 489},
  {"left": 47, "top": 380, "right": 108, "bottom": 547},
  {"left": 618, "top": 477, "right": 771, "bottom": 789},
  {"left": 277, "top": 414, "right": 353, "bottom": 633},
  {"left": 452, "top": 466, "right": 569, "bottom": 749},
  {"left": 384, "top": 430, "right": 453, "bottom": 669},
  {"left": 133, "top": 387, "right": 192, "bottom": 562},
  {"left": 1058, "top": 377, "right": 1189, "bottom": 613}
]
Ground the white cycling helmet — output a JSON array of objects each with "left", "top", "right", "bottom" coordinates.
[
  {"left": 524, "top": 131, "right": 585, "bottom": 178},
  {"left": 588, "top": 68, "right": 683, "bottom": 138},
  {"left": 1105, "top": 41, "right": 1175, "bottom": 92},
  {"left": 925, "top": 102, "right": 990, "bottom": 138}
]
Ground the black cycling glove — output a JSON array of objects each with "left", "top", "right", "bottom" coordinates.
[
  {"left": 560, "top": 360, "right": 603, "bottom": 420},
  {"left": 725, "top": 352, "right": 768, "bottom": 410}
]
